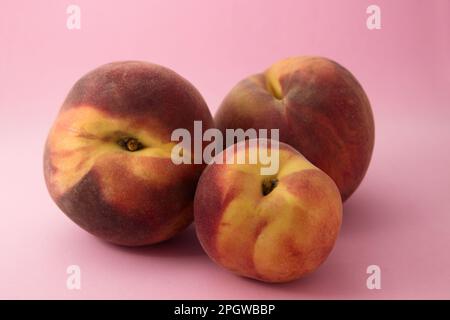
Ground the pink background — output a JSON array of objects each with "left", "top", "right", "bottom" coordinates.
[{"left": 1, "top": 0, "right": 449, "bottom": 299}]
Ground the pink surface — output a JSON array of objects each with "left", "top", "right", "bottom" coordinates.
[{"left": 1, "top": 0, "right": 449, "bottom": 299}]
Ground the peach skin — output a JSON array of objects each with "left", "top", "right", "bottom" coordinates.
[
  {"left": 215, "top": 56, "right": 375, "bottom": 201},
  {"left": 194, "top": 140, "right": 342, "bottom": 283},
  {"left": 44, "top": 61, "right": 213, "bottom": 246}
]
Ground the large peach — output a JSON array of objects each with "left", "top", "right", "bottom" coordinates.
[
  {"left": 194, "top": 140, "right": 342, "bottom": 283},
  {"left": 44, "top": 61, "right": 213, "bottom": 246},
  {"left": 215, "top": 56, "right": 374, "bottom": 201}
]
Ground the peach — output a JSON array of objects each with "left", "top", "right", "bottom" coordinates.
[
  {"left": 194, "top": 140, "right": 342, "bottom": 283},
  {"left": 215, "top": 56, "right": 375, "bottom": 201},
  {"left": 44, "top": 61, "right": 213, "bottom": 246}
]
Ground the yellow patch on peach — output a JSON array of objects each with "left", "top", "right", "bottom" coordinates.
[
  {"left": 265, "top": 56, "right": 336, "bottom": 99},
  {"left": 46, "top": 105, "right": 176, "bottom": 198}
]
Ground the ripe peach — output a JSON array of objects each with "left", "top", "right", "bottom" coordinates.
[
  {"left": 215, "top": 56, "right": 375, "bottom": 201},
  {"left": 44, "top": 61, "right": 213, "bottom": 246},
  {"left": 194, "top": 140, "right": 342, "bottom": 283}
]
